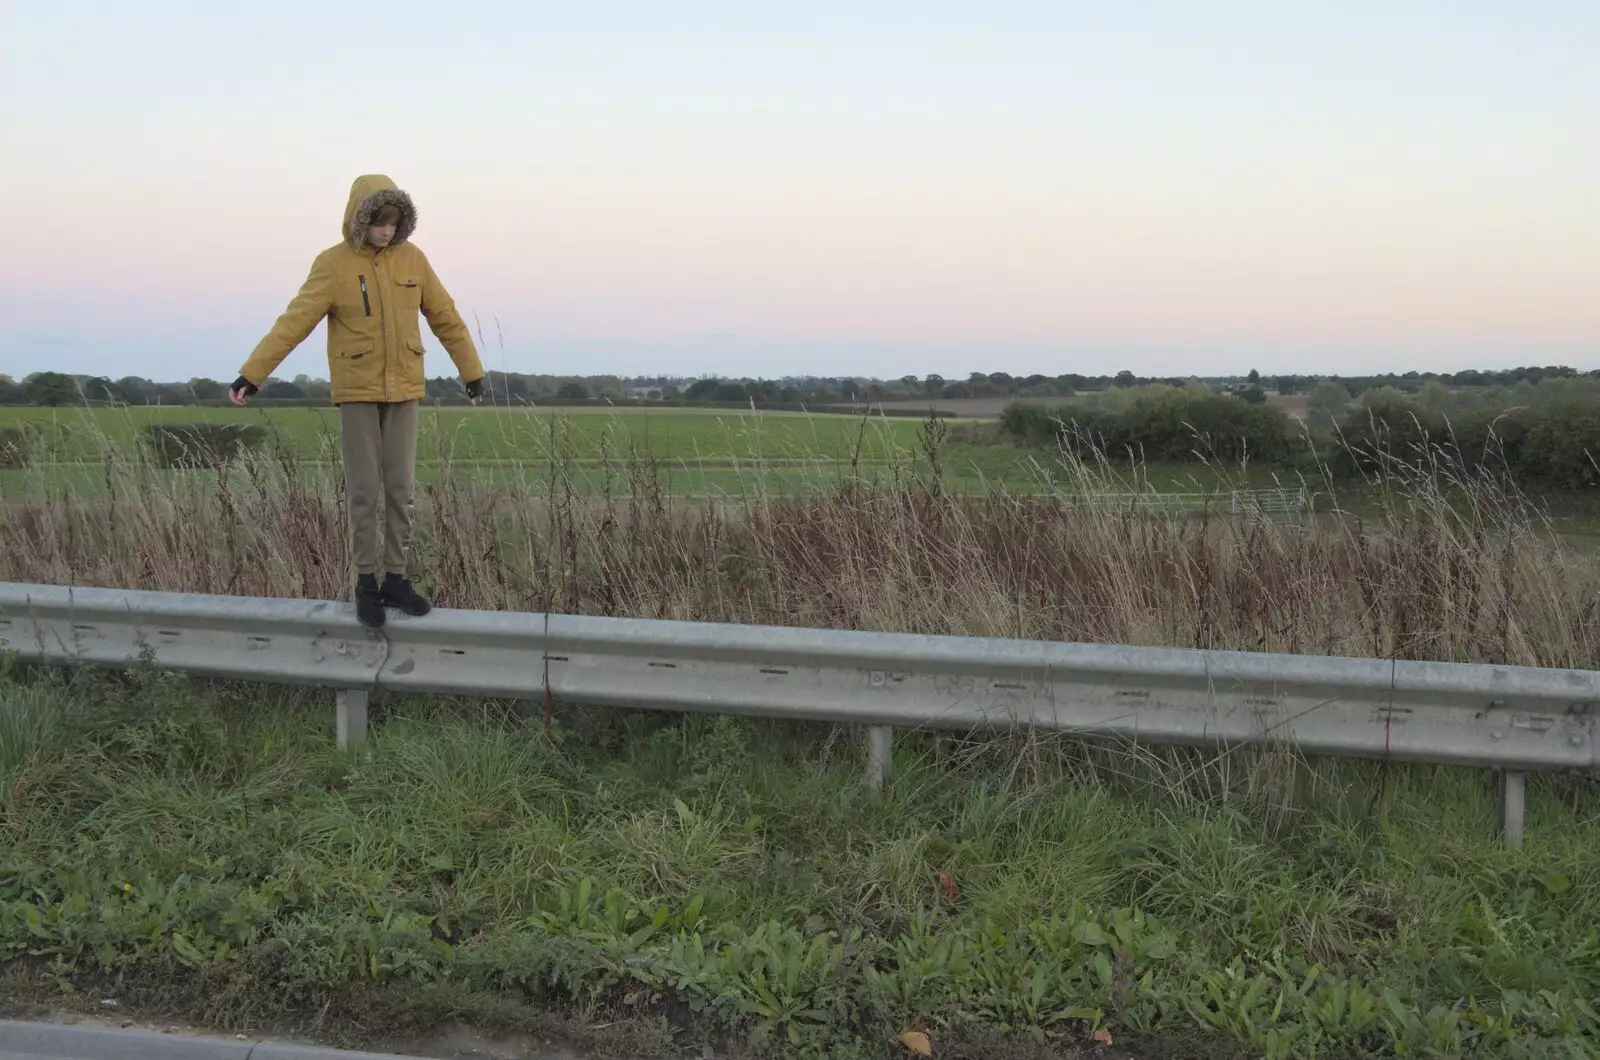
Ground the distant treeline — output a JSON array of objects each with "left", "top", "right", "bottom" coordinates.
[
  {"left": 0, "top": 372, "right": 952, "bottom": 420},
  {"left": 189, "top": 396, "right": 952, "bottom": 418},
  {"left": 2, "top": 364, "right": 1592, "bottom": 409},
  {"left": 1001, "top": 378, "right": 1600, "bottom": 491}
]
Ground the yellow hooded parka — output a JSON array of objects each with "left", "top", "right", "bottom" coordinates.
[{"left": 239, "top": 175, "right": 485, "bottom": 404}]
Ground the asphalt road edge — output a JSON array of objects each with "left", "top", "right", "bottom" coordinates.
[{"left": 0, "top": 1020, "right": 427, "bottom": 1060}]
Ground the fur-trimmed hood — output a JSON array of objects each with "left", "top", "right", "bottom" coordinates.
[{"left": 342, "top": 174, "right": 417, "bottom": 251}]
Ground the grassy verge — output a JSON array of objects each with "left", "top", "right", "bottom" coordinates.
[{"left": 2, "top": 670, "right": 1597, "bottom": 1058}]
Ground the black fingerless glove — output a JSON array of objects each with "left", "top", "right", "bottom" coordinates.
[
  {"left": 232, "top": 376, "right": 259, "bottom": 396},
  {"left": 465, "top": 377, "right": 485, "bottom": 400}
]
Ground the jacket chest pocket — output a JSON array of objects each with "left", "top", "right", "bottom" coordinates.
[{"left": 394, "top": 274, "right": 422, "bottom": 311}]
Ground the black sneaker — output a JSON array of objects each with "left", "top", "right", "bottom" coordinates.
[
  {"left": 355, "top": 573, "right": 385, "bottom": 628},
  {"left": 381, "top": 573, "right": 433, "bottom": 617}
]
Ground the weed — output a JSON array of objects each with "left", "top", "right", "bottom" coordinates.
[{"left": 0, "top": 426, "right": 31, "bottom": 470}]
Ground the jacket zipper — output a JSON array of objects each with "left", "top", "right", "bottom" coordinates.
[
  {"left": 374, "top": 255, "right": 388, "bottom": 401},
  {"left": 358, "top": 276, "right": 371, "bottom": 316}
]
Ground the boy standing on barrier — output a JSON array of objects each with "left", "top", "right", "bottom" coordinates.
[{"left": 228, "top": 174, "right": 487, "bottom": 629}]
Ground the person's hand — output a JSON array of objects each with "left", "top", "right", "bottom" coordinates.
[
  {"left": 465, "top": 377, "right": 486, "bottom": 405},
  {"left": 229, "top": 376, "right": 258, "bottom": 406}
]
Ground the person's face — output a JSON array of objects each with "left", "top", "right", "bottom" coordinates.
[{"left": 367, "top": 205, "right": 400, "bottom": 248}]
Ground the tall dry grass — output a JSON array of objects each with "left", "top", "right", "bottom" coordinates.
[{"left": 2, "top": 416, "right": 1596, "bottom": 668}]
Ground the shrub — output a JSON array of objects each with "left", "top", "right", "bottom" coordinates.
[
  {"left": 141, "top": 422, "right": 267, "bottom": 469},
  {"left": 1004, "top": 379, "right": 1600, "bottom": 491},
  {"left": 1000, "top": 387, "right": 1301, "bottom": 465},
  {"left": 1332, "top": 382, "right": 1600, "bottom": 490},
  {"left": 0, "top": 426, "right": 32, "bottom": 469},
  {"left": 1517, "top": 385, "right": 1600, "bottom": 489},
  {"left": 997, "top": 402, "right": 1060, "bottom": 443}
]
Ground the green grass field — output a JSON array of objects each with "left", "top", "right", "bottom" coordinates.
[
  {"left": 0, "top": 404, "right": 1310, "bottom": 500},
  {"left": 2, "top": 671, "right": 1596, "bottom": 1059},
  {"left": 1, "top": 460, "right": 977, "bottom": 501},
  {"left": 0, "top": 405, "right": 933, "bottom": 463}
]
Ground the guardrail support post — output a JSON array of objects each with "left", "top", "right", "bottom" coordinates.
[
  {"left": 1499, "top": 769, "right": 1526, "bottom": 850},
  {"left": 867, "top": 725, "right": 893, "bottom": 791},
  {"left": 337, "top": 689, "right": 369, "bottom": 752}
]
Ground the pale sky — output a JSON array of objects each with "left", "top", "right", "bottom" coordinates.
[{"left": 1, "top": 2, "right": 1595, "bottom": 383}]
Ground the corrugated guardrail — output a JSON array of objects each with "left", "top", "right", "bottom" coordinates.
[{"left": 2, "top": 581, "right": 1594, "bottom": 848}]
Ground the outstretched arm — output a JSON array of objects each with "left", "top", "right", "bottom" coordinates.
[
  {"left": 237, "top": 255, "right": 336, "bottom": 392},
  {"left": 419, "top": 252, "right": 487, "bottom": 395}
]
